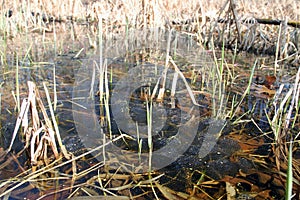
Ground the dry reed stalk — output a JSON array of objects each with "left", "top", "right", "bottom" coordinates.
[
  {"left": 6, "top": 81, "right": 72, "bottom": 166},
  {"left": 0, "top": 134, "right": 125, "bottom": 198},
  {"left": 267, "top": 67, "right": 300, "bottom": 181},
  {"left": 157, "top": 29, "right": 173, "bottom": 101},
  {"left": 283, "top": 67, "right": 300, "bottom": 132},
  {"left": 169, "top": 57, "right": 201, "bottom": 107},
  {"left": 170, "top": 71, "right": 178, "bottom": 108},
  {"left": 43, "top": 82, "right": 70, "bottom": 159},
  {"left": 1, "top": 0, "right": 298, "bottom": 59}
]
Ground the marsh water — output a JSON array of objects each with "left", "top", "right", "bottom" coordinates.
[{"left": 0, "top": 24, "right": 298, "bottom": 199}]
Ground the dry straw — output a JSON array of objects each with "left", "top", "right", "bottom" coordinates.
[
  {"left": 0, "top": 0, "right": 299, "bottom": 61},
  {"left": 0, "top": 0, "right": 299, "bottom": 199}
]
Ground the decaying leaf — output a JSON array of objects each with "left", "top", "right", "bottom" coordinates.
[{"left": 250, "top": 84, "right": 276, "bottom": 97}]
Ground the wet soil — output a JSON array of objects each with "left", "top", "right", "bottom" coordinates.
[{"left": 0, "top": 27, "right": 299, "bottom": 199}]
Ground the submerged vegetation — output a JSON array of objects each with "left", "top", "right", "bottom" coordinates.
[{"left": 0, "top": 0, "right": 299, "bottom": 199}]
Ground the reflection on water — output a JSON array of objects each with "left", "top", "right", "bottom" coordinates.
[{"left": 0, "top": 25, "right": 297, "bottom": 199}]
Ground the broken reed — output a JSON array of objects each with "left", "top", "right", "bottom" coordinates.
[
  {"left": 1, "top": 133, "right": 125, "bottom": 199},
  {"left": 15, "top": 54, "right": 20, "bottom": 112},
  {"left": 6, "top": 81, "right": 70, "bottom": 164},
  {"left": 1, "top": 0, "right": 299, "bottom": 64},
  {"left": 0, "top": 0, "right": 298, "bottom": 198}
]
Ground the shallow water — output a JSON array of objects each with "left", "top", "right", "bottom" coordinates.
[{"left": 0, "top": 25, "right": 298, "bottom": 199}]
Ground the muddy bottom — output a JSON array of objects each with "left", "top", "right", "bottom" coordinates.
[{"left": 0, "top": 28, "right": 298, "bottom": 200}]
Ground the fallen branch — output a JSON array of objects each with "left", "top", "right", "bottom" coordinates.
[{"left": 172, "top": 17, "right": 300, "bottom": 29}]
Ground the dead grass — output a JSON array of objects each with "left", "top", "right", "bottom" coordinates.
[
  {"left": 0, "top": 0, "right": 299, "bottom": 199},
  {"left": 0, "top": 0, "right": 299, "bottom": 61}
]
